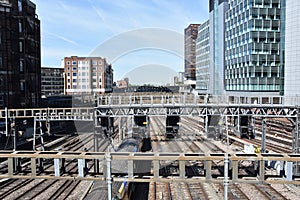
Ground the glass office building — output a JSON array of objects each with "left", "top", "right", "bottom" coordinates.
[
  {"left": 284, "top": 0, "right": 300, "bottom": 98},
  {"left": 196, "top": 20, "right": 210, "bottom": 93},
  {"left": 196, "top": 0, "right": 228, "bottom": 95},
  {"left": 225, "top": 0, "right": 282, "bottom": 92}
]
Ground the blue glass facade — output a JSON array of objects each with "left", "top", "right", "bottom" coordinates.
[{"left": 225, "top": 0, "right": 282, "bottom": 91}]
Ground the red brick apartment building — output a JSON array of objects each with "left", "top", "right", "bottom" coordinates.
[{"left": 62, "top": 56, "right": 113, "bottom": 95}]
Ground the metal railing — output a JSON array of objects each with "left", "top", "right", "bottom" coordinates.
[{"left": 0, "top": 151, "right": 299, "bottom": 184}]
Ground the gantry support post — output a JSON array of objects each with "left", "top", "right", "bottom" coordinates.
[
  {"left": 118, "top": 117, "right": 121, "bottom": 145},
  {"left": 5, "top": 107, "right": 8, "bottom": 136},
  {"left": 94, "top": 109, "right": 99, "bottom": 174},
  {"left": 237, "top": 114, "right": 240, "bottom": 137},
  {"left": 261, "top": 117, "right": 266, "bottom": 153},
  {"left": 106, "top": 152, "right": 112, "bottom": 200},
  {"left": 293, "top": 110, "right": 299, "bottom": 153},
  {"left": 293, "top": 109, "right": 300, "bottom": 175},
  {"left": 33, "top": 117, "right": 36, "bottom": 150},
  {"left": 12, "top": 116, "right": 19, "bottom": 172},
  {"left": 205, "top": 114, "right": 208, "bottom": 136},
  {"left": 224, "top": 153, "right": 229, "bottom": 200}
]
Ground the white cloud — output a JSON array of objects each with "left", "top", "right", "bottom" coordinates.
[{"left": 31, "top": 0, "right": 209, "bottom": 78}]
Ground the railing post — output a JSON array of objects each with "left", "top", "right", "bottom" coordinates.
[
  {"left": 54, "top": 158, "right": 60, "bottom": 177},
  {"left": 78, "top": 158, "right": 85, "bottom": 177},
  {"left": 128, "top": 159, "right": 134, "bottom": 178},
  {"left": 153, "top": 159, "right": 159, "bottom": 179},
  {"left": 205, "top": 160, "right": 212, "bottom": 181},
  {"left": 232, "top": 160, "right": 238, "bottom": 183},
  {"left": 259, "top": 158, "right": 265, "bottom": 183},
  {"left": 8, "top": 157, "right": 13, "bottom": 176},
  {"left": 179, "top": 160, "right": 185, "bottom": 178},
  {"left": 31, "top": 158, "right": 36, "bottom": 177}
]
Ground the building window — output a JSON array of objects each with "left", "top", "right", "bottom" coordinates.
[
  {"left": 98, "top": 61, "right": 102, "bottom": 65},
  {"left": 67, "top": 61, "right": 70, "bottom": 65},
  {"left": 20, "top": 81, "right": 25, "bottom": 91},
  {"left": 19, "top": 21, "right": 22, "bottom": 33},
  {"left": 18, "top": 0, "right": 22, "bottom": 12},
  {"left": 19, "top": 60, "right": 23, "bottom": 72},
  {"left": 73, "top": 79, "right": 77, "bottom": 83},
  {"left": 72, "top": 72, "right": 77, "bottom": 76},
  {"left": 19, "top": 41, "right": 23, "bottom": 52},
  {"left": 72, "top": 61, "right": 77, "bottom": 65},
  {"left": 73, "top": 67, "right": 77, "bottom": 70}
]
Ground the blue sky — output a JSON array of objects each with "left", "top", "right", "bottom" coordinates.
[{"left": 31, "top": 0, "right": 209, "bottom": 83}]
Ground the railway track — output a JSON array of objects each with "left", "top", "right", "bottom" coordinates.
[
  {"left": 216, "top": 183, "right": 250, "bottom": 200},
  {"left": 0, "top": 113, "right": 295, "bottom": 199},
  {"left": 186, "top": 182, "right": 209, "bottom": 200},
  {"left": 254, "top": 184, "right": 288, "bottom": 200},
  {"left": 0, "top": 133, "right": 99, "bottom": 200},
  {"left": 153, "top": 182, "right": 172, "bottom": 200}
]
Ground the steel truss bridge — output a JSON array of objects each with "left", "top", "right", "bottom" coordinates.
[{"left": 1, "top": 95, "right": 300, "bottom": 152}]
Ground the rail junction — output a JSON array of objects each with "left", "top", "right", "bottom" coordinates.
[{"left": 1, "top": 94, "right": 300, "bottom": 199}]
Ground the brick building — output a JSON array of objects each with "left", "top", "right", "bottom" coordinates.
[
  {"left": 0, "top": 0, "right": 41, "bottom": 108},
  {"left": 62, "top": 56, "right": 113, "bottom": 95},
  {"left": 184, "top": 24, "right": 200, "bottom": 81}
]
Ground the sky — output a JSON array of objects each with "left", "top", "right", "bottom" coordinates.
[{"left": 31, "top": 0, "right": 209, "bottom": 84}]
